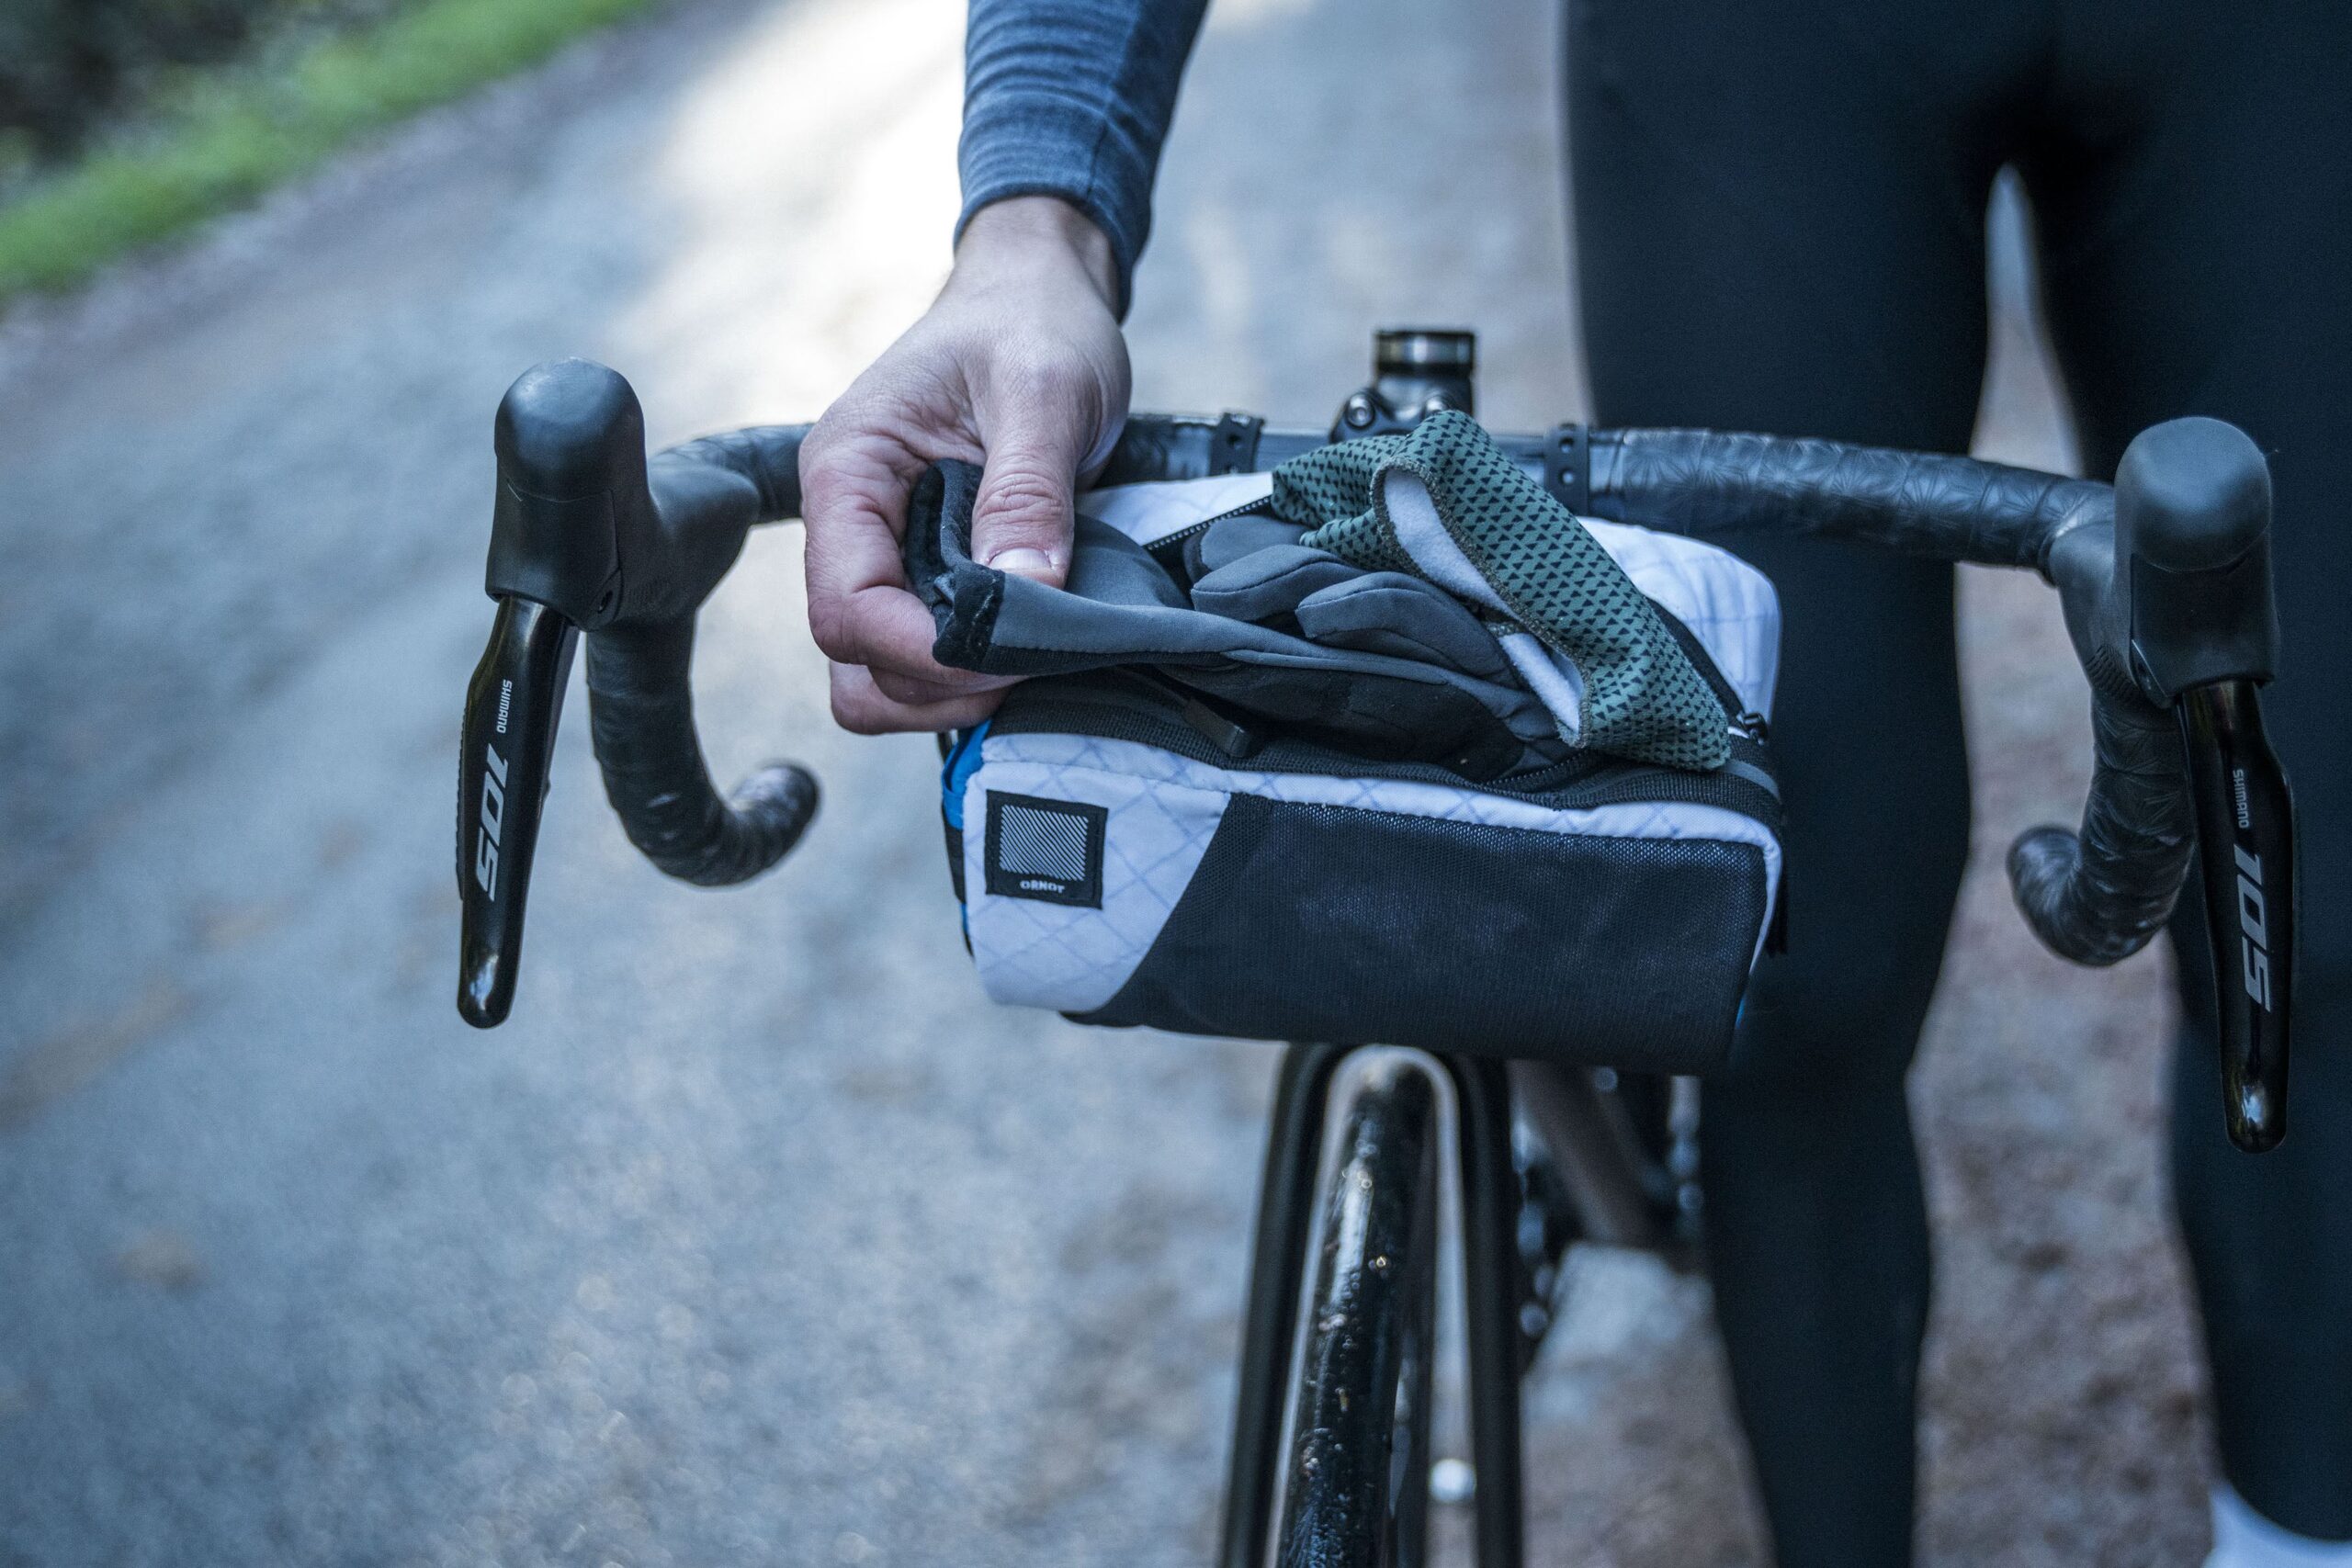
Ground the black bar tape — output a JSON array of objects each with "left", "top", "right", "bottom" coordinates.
[
  {"left": 585, "top": 619, "right": 818, "bottom": 887},
  {"left": 1589, "top": 428, "right": 2111, "bottom": 574},
  {"left": 663, "top": 424, "right": 811, "bottom": 524}
]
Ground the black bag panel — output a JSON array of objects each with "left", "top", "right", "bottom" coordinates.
[{"left": 1070, "top": 794, "right": 1767, "bottom": 1074}]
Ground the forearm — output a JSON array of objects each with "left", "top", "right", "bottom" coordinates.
[
  {"left": 954, "top": 196, "right": 1117, "bottom": 304},
  {"left": 957, "top": 0, "right": 1209, "bottom": 316}
]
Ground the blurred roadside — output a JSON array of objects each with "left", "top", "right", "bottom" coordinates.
[
  {"left": 0, "top": 1, "right": 2204, "bottom": 1563},
  {"left": 5, "top": 0, "right": 397, "bottom": 164},
  {"left": 0, "top": 0, "right": 669, "bottom": 296}
]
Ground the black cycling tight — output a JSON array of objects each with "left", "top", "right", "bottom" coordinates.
[{"left": 1569, "top": 0, "right": 2352, "bottom": 1559}]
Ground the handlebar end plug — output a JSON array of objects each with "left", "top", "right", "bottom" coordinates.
[
  {"left": 458, "top": 941, "right": 514, "bottom": 1031},
  {"left": 2229, "top": 1079, "right": 2286, "bottom": 1155}
]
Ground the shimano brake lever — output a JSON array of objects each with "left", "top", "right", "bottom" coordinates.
[
  {"left": 454, "top": 360, "right": 650, "bottom": 1027},
  {"left": 458, "top": 597, "right": 575, "bottom": 1026},
  {"left": 2178, "top": 682, "right": 2293, "bottom": 1150},
  {"left": 2114, "top": 418, "right": 2292, "bottom": 1151}
]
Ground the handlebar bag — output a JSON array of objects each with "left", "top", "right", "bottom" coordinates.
[{"left": 911, "top": 424, "right": 1784, "bottom": 1074}]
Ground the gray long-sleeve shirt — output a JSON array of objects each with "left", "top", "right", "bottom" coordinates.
[{"left": 957, "top": 0, "right": 1206, "bottom": 313}]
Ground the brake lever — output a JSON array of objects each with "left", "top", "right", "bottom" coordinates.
[
  {"left": 454, "top": 360, "right": 654, "bottom": 1028},
  {"left": 458, "top": 597, "right": 576, "bottom": 1026},
  {"left": 2115, "top": 418, "right": 2292, "bottom": 1151},
  {"left": 2177, "top": 682, "right": 2293, "bottom": 1150}
]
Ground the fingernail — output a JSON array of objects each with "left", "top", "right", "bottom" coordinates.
[{"left": 987, "top": 547, "right": 1055, "bottom": 578}]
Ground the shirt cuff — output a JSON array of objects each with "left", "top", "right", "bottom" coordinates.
[{"left": 957, "top": 95, "right": 1149, "bottom": 318}]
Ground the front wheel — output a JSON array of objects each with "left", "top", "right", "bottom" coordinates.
[{"left": 1275, "top": 1056, "right": 1442, "bottom": 1568}]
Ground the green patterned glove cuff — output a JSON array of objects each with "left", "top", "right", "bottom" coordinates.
[{"left": 1270, "top": 411, "right": 1731, "bottom": 772}]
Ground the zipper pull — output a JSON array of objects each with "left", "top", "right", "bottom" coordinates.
[
  {"left": 1176, "top": 690, "right": 1263, "bottom": 760},
  {"left": 1125, "top": 667, "right": 1264, "bottom": 760}
]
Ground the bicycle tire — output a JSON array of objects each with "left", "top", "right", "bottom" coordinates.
[{"left": 1274, "top": 1056, "right": 1442, "bottom": 1568}]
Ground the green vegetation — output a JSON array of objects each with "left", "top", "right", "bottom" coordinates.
[{"left": 0, "top": 0, "right": 662, "bottom": 300}]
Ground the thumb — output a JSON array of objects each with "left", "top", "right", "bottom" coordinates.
[{"left": 969, "top": 407, "right": 1092, "bottom": 589}]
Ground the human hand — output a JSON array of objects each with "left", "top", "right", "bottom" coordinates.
[{"left": 799, "top": 196, "right": 1130, "bottom": 733}]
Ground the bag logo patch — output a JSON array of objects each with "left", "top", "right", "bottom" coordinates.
[{"left": 985, "top": 793, "right": 1108, "bottom": 908}]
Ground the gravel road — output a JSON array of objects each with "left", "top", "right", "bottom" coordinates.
[{"left": 0, "top": 0, "right": 2213, "bottom": 1562}]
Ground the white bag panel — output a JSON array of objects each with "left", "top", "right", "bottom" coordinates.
[
  {"left": 1583, "top": 518, "right": 1781, "bottom": 720},
  {"left": 962, "top": 757, "right": 1229, "bottom": 1012},
  {"left": 1080, "top": 472, "right": 1276, "bottom": 547}
]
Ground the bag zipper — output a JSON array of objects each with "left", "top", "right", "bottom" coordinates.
[
  {"left": 1140, "top": 496, "right": 1282, "bottom": 575},
  {"left": 990, "top": 671, "right": 1782, "bottom": 829}
]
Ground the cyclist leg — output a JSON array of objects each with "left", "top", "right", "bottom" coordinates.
[
  {"left": 2025, "top": 0, "right": 2352, "bottom": 1540},
  {"left": 1569, "top": 4, "right": 2029, "bottom": 1561}
]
